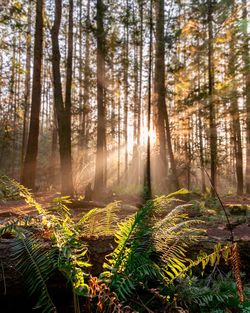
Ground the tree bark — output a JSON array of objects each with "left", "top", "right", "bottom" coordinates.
[
  {"left": 208, "top": 0, "right": 217, "bottom": 192},
  {"left": 243, "top": 0, "right": 250, "bottom": 194},
  {"left": 21, "top": 0, "right": 44, "bottom": 189},
  {"left": 94, "top": 0, "right": 106, "bottom": 195},
  {"left": 51, "top": 0, "right": 74, "bottom": 195},
  {"left": 144, "top": 0, "right": 153, "bottom": 200},
  {"left": 21, "top": 0, "right": 32, "bottom": 170},
  {"left": 123, "top": 0, "right": 129, "bottom": 182},
  {"left": 228, "top": 5, "right": 243, "bottom": 195},
  {"left": 154, "top": 0, "right": 168, "bottom": 183}
]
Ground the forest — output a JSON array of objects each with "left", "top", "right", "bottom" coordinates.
[{"left": 1, "top": 0, "right": 250, "bottom": 312}]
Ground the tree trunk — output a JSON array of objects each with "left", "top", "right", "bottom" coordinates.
[
  {"left": 94, "top": 0, "right": 106, "bottom": 195},
  {"left": 144, "top": 0, "right": 153, "bottom": 200},
  {"left": 228, "top": 6, "right": 243, "bottom": 195},
  {"left": 21, "top": 0, "right": 32, "bottom": 169},
  {"left": 21, "top": 0, "right": 44, "bottom": 189},
  {"left": 51, "top": 0, "right": 73, "bottom": 195},
  {"left": 154, "top": 0, "right": 168, "bottom": 183},
  {"left": 118, "top": 84, "right": 121, "bottom": 185},
  {"left": 137, "top": 0, "right": 144, "bottom": 186},
  {"left": 243, "top": 0, "right": 250, "bottom": 194},
  {"left": 132, "top": 4, "right": 139, "bottom": 185},
  {"left": 123, "top": 0, "right": 129, "bottom": 182},
  {"left": 197, "top": 38, "right": 206, "bottom": 192},
  {"left": 79, "top": 0, "right": 90, "bottom": 164},
  {"left": 208, "top": 0, "right": 217, "bottom": 192}
]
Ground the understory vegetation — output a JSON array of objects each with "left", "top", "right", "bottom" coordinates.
[{"left": 0, "top": 175, "right": 249, "bottom": 313}]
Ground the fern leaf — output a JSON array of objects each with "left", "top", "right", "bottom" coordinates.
[{"left": 11, "top": 232, "right": 57, "bottom": 313}]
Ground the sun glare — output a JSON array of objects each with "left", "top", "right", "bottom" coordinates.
[
  {"left": 140, "top": 127, "right": 156, "bottom": 146},
  {"left": 127, "top": 125, "right": 157, "bottom": 153}
]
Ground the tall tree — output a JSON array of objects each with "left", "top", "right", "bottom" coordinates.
[
  {"left": 123, "top": 0, "right": 129, "bottom": 182},
  {"left": 21, "top": 0, "right": 44, "bottom": 189},
  {"left": 207, "top": 0, "right": 217, "bottom": 191},
  {"left": 243, "top": 0, "right": 250, "bottom": 193},
  {"left": 94, "top": 0, "right": 106, "bottom": 195},
  {"left": 154, "top": 0, "right": 168, "bottom": 183},
  {"left": 21, "top": 0, "right": 32, "bottom": 168},
  {"left": 228, "top": 0, "right": 243, "bottom": 195},
  {"left": 144, "top": 0, "right": 153, "bottom": 200},
  {"left": 51, "top": 0, "right": 74, "bottom": 195}
]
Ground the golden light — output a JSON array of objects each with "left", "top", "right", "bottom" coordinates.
[
  {"left": 140, "top": 126, "right": 156, "bottom": 146},
  {"left": 127, "top": 125, "right": 157, "bottom": 154}
]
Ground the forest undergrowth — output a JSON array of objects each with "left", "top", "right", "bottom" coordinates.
[{"left": 0, "top": 175, "right": 250, "bottom": 313}]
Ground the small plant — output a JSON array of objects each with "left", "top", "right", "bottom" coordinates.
[
  {"left": 11, "top": 231, "right": 57, "bottom": 313},
  {"left": 77, "top": 201, "right": 120, "bottom": 237},
  {"left": 0, "top": 178, "right": 246, "bottom": 313},
  {"left": 203, "top": 191, "right": 220, "bottom": 210},
  {"left": 0, "top": 177, "right": 91, "bottom": 312},
  {"left": 0, "top": 174, "right": 22, "bottom": 200},
  {"left": 101, "top": 192, "right": 234, "bottom": 311},
  {"left": 170, "top": 272, "right": 250, "bottom": 312}
]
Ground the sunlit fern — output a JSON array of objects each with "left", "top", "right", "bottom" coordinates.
[
  {"left": 77, "top": 201, "right": 120, "bottom": 237},
  {"left": 0, "top": 216, "right": 40, "bottom": 237},
  {"left": 0, "top": 177, "right": 91, "bottom": 308},
  {"left": 102, "top": 200, "right": 160, "bottom": 299},
  {"left": 102, "top": 192, "right": 232, "bottom": 301},
  {"left": 153, "top": 203, "right": 205, "bottom": 280},
  {"left": 0, "top": 175, "right": 48, "bottom": 216},
  {"left": 0, "top": 174, "right": 22, "bottom": 200}
]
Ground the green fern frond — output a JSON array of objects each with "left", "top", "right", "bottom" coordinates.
[
  {"left": 103, "top": 195, "right": 228, "bottom": 304},
  {"left": 11, "top": 232, "right": 57, "bottom": 313},
  {"left": 165, "top": 188, "right": 190, "bottom": 199},
  {"left": 102, "top": 200, "right": 158, "bottom": 299},
  {"left": 165, "top": 243, "right": 233, "bottom": 283},
  {"left": 108, "top": 200, "right": 153, "bottom": 270},
  {"left": 0, "top": 177, "right": 91, "bottom": 308},
  {"left": 77, "top": 208, "right": 99, "bottom": 227},
  {"left": 79, "top": 201, "right": 120, "bottom": 237},
  {"left": 0, "top": 216, "right": 39, "bottom": 237},
  {"left": 111, "top": 275, "right": 136, "bottom": 300},
  {"left": 50, "top": 196, "right": 72, "bottom": 219},
  {"left": 1, "top": 176, "right": 48, "bottom": 216},
  {"left": 100, "top": 201, "right": 120, "bottom": 236},
  {"left": 0, "top": 175, "right": 21, "bottom": 199}
]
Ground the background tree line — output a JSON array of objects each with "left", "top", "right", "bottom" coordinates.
[{"left": 0, "top": 0, "right": 250, "bottom": 197}]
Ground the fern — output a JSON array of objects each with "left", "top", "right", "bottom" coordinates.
[
  {"left": 103, "top": 200, "right": 162, "bottom": 300},
  {"left": 0, "top": 216, "right": 39, "bottom": 237},
  {"left": 152, "top": 203, "right": 205, "bottom": 280},
  {"left": 0, "top": 178, "right": 91, "bottom": 306},
  {"left": 0, "top": 176, "right": 48, "bottom": 217},
  {"left": 102, "top": 194, "right": 233, "bottom": 303},
  {"left": 0, "top": 175, "right": 21, "bottom": 200},
  {"left": 173, "top": 273, "right": 250, "bottom": 312},
  {"left": 49, "top": 196, "right": 72, "bottom": 219},
  {"left": 11, "top": 231, "right": 57, "bottom": 313},
  {"left": 231, "top": 242, "right": 244, "bottom": 303},
  {"left": 78, "top": 201, "right": 120, "bottom": 237},
  {"left": 77, "top": 208, "right": 99, "bottom": 228}
]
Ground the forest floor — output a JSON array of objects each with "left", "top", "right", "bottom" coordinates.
[
  {"left": 1, "top": 193, "right": 250, "bottom": 312},
  {"left": 1, "top": 193, "right": 250, "bottom": 280},
  {"left": 1, "top": 193, "right": 250, "bottom": 243}
]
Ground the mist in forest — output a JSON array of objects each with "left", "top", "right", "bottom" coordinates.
[{"left": 0, "top": 0, "right": 249, "bottom": 198}]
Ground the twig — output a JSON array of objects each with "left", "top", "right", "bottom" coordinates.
[{"left": 203, "top": 167, "right": 234, "bottom": 242}]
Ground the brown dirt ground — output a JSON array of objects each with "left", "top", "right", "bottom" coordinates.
[{"left": 1, "top": 194, "right": 250, "bottom": 241}]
